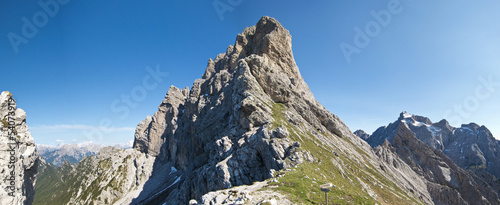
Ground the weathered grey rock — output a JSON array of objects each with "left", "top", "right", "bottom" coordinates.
[
  {"left": 134, "top": 85, "right": 189, "bottom": 161},
  {"left": 189, "top": 199, "right": 198, "bottom": 205},
  {"left": 0, "top": 91, "right": 39, "bottom": 205},
  {"left": 199, "top": 181, "right": 293, "bottom": 205},
  {"left": 374, "top": 140, "right": 434, "bottom": 204},
  {"left": 274, "top": 126, "right": 289, "bottom": 138}
]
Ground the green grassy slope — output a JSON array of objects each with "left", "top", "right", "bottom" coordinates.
[{"left": 264, "top": 103, "right": 424, "bottom": 205}]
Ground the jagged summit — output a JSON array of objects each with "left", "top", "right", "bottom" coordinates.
[
  {"left": 353, "top": 129, "right": 370, "bottom": 140},
  {"left": 398, "top": 111, "right": 432, "bottom": 124},
  {"left": 200, "top": 16, "right": 313, "bottom": 105},
  {"left": 133, "top": 16, "right": 350, "bottom": 163}
]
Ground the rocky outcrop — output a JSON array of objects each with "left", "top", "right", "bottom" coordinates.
[
  {"left": 0, "top": 91, "right": 39, "bottom": 205},
  {"left": 366, "top": 111, "right": 500, "bottom": 204},
  {"left": 199, "top": 181, "right": 293, "bottom": 205}
]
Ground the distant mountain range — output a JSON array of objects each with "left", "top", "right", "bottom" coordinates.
[
  {"left": 355, "top": 111, "right": 500, "bottom": 204},
  {"left": 37, "top": 141, "right": 133, "bottom": 166}
]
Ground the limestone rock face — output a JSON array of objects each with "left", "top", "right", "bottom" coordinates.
[
  {"left": 0, "top": 91, "right": 39, "bottom": 205},
  {"left": 374, "top": 140, "right": 434, "bottom": 204}
]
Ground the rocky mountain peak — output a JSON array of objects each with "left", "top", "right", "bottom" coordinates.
[
  {"left": 130, "top": 16, "right": 360, "bottom": 203},
  {"left": 398, "top": 111, "right": 432, "bottom": 125},
  {"left": 398, "top": 111, "right": 411, "bottom": 120},
  {"left": 436, "top": 119, "right": 452, "bottom": 129},
  {"left": 460, "top": 122, "right": 481, "bottom": 132},
  {"left": 354, "top": 129, "right": 370, "bottom": 140}
]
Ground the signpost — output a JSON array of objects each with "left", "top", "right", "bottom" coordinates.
[{"left": 320, "top": 183, "right": 335, "bottom": 205}]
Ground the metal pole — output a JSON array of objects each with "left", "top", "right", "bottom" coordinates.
[{"left": 325, "top": 191, "right": 328, "bottom": 205}]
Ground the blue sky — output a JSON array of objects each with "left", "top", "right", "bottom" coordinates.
[{"left": 1, "top": 0, "right": 499, "bottom": 146}]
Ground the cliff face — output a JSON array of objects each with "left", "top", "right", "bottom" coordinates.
[{"left": 0, "top": 91, "right": 39, "bottom": 205}]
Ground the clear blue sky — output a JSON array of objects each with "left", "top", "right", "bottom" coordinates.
[{"left": 1, "top": 1, "right": 499, "bottom": 146}]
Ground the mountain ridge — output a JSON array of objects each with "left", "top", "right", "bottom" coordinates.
[
  {"left": 359, "top": 111, "right": 500, "bottom": 204},
  {"left": 37, "top": 141, "right": 133, "bottom": 167}
]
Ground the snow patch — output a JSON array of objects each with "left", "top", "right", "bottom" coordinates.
[
  {"left": 147, "top": 176, "right": 182, "bottom": 203},
  {"left": 402, "top": 118, "right": 428, "bottom": 127},
  {"left": 169, "top": 176, "right": 181, "bottom": 188},
  {"left": 169, "top": 167, "right": 177, "bottom": 175},
  {"left": 402, "top": 112, "right": 412, "bottom": 118},
  {"left": 440, "top": 166, "right": 452, "bottom": 182},
  {"left": 412, "top": 120, "right": 426, "bottom": 127},
  {"left": 461, "top": 127, "right": 473, "bottom": 133},
  {"left": 428, "top": 125, "right": 442, "bottom": 136}
]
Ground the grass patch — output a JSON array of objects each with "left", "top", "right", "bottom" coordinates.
[{"left": 1, "top": 117, "right": 8, "bottom": 128}]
